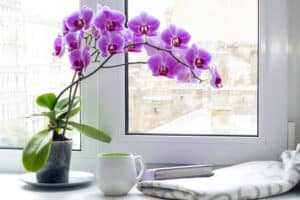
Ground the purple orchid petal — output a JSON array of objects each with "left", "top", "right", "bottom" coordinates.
[
  {"left": 128, "top": 12, "right": 160, "bottom": 36},
  {"left": 161, "top": 25, "right": 190, "bottom": 49},
  {"left": 109, "top": 32, "right": 125, "bottom": 54},
  {"left": 176, "top": 67, "right": 199, "bottom": 83},
  {"left": 161, "top": 27, "right": 173, "bottom": 46},
  {"left": 97, "top": 32, "right": 124, "bottom": 57},
  {"left": 82, "top": 45, "right": 90, "bottom": 70},
  {"left": 65, "top": 7, "right": 93, "bottom": 32},
  {"left": 80, "top": 6, "right": 93, "bottom": 29},
  {"left": 172, "top": 48, "right": 187, "bottom": 61},
  {"left": 79, "top": 30, "right": 84, "bottom": 41},
  {"left": 94, "top": 6, "right": 125, "bottom": 32},
  {"left": 130, "top": 35, "right": 144, "bottom": 52},
  {"left": 185, "top": 45, "right": 197, "bottom": 66},
  {"left": 144, "top": 36, "right": 163, "bottom": 56},
  {"left": 69, "top": 49, "right": 84, "bottom": 71},
  {"left": 147, "top": 15, "right": 160, "bottom": 33},
  {"left": 124, "top": 30, "right": 144, "bottom": 52},
  {"left": 93, "top": 29, "right": 101, "bottom": 39},
  {"left": 69, "top": 46, "right": 90, "bottom": 72},
  {"left": 65, "top": 32, "right": 80, "bottom": 51},
  {"left": 110, "top": 10, "right": 125, "bottom": 24},
  {"left": 127, "top": 17, "right": 141, "bottom": 34},
  {"left": 148, "top": 54, "right": 162, "bottom": 76},
  {"left": 177, "top": 28, "right": 191, "bottom": 44},
  {"left": 148, "top": 52, "right": 178, "bottom": 78},
  {"left": 53, "top": 35, "right": 65, "bottom": 57},
  {"left": 99, "top": 29, "right": 110, "bottom": 38},
  {"left": 197, "top": 48, "right": 212, "bottom": 65},
  {"left": 210, "top": 68, "right": 222, "bottom": 88},
  {"left": 164, "top": 54, "right": 179, "bottom": 78},
  {"left": 66, "top": 11, "right": 84, "bottom": 32},
  {"left": 111, "top": 33, "right": 124, "bottom": 47},
  {"left": 62, "top": 19, "right": 69, "bottom": 35},
  {"left": 139, "top": 12, "right": 149, "bottom": 24},
  {"left": 69, "top": 49, "right": 81, "bottom": 65},
  {"left": 185, "top": 44, "right": 211, "bottom": 70},
  {"left": 97, "top": 36, "right": 109, "bottom": 57}
]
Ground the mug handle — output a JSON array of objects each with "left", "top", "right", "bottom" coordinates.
[{"left": 134, "top": 155, "right": 145, "bottom": 182}]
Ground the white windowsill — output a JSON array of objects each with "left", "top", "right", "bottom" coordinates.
[{"left": 1, "top": 173, "right": 300, "bottom": 200}]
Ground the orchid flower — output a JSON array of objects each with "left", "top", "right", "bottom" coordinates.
[
  {"left": 161, "top": 25, "right": 191, "bottom": 49},
  {"left": 65, "top": 31, "right": 83, "bottom": 51},
  {"left": 124, "top": 30, "right": 144, "bottom": 53},
  {"left": 65, "top": 6, "right": 94, "bottom": 32},
  {"left": 185, "top": 44, "right": 212, "bottom": 70},
  {"left": 53, "top": 35, "right": 65, "bottom": 57},
  {"left": 94, "top": 6, "right": 125, "bottom": 33},
  {"left": 97, "top": 32, "right": 124, "bottom": 57},
  {"left": 148, "top": 52, "right": 179, "bottom": 78},
  {"left": 128, "top": 12, "right": 160, "bottom": 37},
  {"left": 69, "top": 45, "right": 91, "bottom": 72},
  {"left": 210, "top": 67, "right": 222, "bottom": 88}
]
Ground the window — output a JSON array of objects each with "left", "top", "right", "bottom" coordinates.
[
  {"left": 0, "top": 0, "right": 289, "bottom": 171},
  {"left": 126, "top": 0, "right": 258, "bottom": 136},
  {"left": 0, "top": 0, "right": 107, "bottom": 172},
  {"left": 0, "top": 0, "right": 80, "bottom": 149},
  {"left": 98, "top": 0, "right": 288, "bottom": 165}
]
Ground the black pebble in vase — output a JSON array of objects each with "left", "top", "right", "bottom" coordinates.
[{"left": 37, "top": 140, "right": 72, "bottom": 183}]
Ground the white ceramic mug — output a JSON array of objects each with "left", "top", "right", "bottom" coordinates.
[{"left": 96, "top": 153, "right": 145, "bottom": 196}]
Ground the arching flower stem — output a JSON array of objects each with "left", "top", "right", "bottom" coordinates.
[{"left": 52, "top": 41, "right": 202, "bottom": 110}]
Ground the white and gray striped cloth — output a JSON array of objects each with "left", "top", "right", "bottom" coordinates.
[{"left": 137, "top": 145, "right": 300, "bottom": 200}]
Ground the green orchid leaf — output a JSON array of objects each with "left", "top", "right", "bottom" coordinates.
[
  {"left": 56, "top": 120, "right": 73, "bottom": 131},
  {"left": 57, "top": 106, "right": 81, "bottom": 119},
  {"left": 27, "top": 111, "right": 56, "bottom": 120},
  {"left": 22, "top": 129, "right": 53, "bottom": 172},
  {"left": 69, "top": 121, "right": 111, "bottom": 143},
  {"left": 55, "top": 96, "right": 80, "bottom": 112},
  {"left": 36, "top": 93, "right": 57, "bottom": 110},
  {"left": 26, "top": 112, "right": 49, "bottom": 118}
]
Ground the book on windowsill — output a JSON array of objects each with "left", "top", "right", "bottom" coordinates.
[{"left": 142, "top": 165, "right": 214, "bottom": 181}]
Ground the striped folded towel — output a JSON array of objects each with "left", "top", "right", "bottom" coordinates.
[{"left": 137, "top": 144, "right": 300, "bottom": 200}]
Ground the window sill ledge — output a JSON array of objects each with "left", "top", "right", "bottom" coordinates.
[{"left": 1, "top": 173, "right": 300, "bottom": 200}]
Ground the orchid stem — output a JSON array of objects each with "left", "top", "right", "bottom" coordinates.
[
  {"left": 53, "top": 41, "right": 202, "bottom": 110},
  {"left": 62, "top": 78, "right": 80, "bottom": 137},
  {"left": 102, "top": 61, "right": 147, "bottom": 69},
  {"left": 69, "top": 72, "right": 77, "bottom": 100},
  {"left": 90, "top": 49, "right": 98, "bottom": 57},
  {"left": 52, "top": 55, "right": 113, "bottom": 109}
]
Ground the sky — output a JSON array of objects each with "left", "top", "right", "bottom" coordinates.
[
  {"left": 21, "top": 0, "right": 257, "bottom": 44},
  {"left": 21, "top": 0, "right": 79, "bottom": 20},
  {"left": 128, "top": 0, "right": 258, "bottom": 44}
]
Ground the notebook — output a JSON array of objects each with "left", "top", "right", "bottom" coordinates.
[{"left": 142, "top": 165, "right": 214, "bottom": 181}]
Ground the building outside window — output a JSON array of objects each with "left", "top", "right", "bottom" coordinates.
[
  {"left": 0, "top": 0, "right": 80, "bottom": 149},
  {"left": 127, "top": 0, "right": 258, "bottom": 136}
]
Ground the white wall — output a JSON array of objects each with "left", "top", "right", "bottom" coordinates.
[{"left": 288, "top": 0, "right": 300, "bottom": 144}]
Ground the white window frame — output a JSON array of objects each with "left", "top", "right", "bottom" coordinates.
[
  {"left": 0, "top": 0, "right": 100, "bottom": 172},
  {"left": 0, "top": 0, "right": 289, "bottom": 172},
  {"left": 97, "top": 0, "right": 289, "bottom": 165}
]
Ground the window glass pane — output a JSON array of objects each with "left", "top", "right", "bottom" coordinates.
[
  {"left": 127, "top": 0, "right": 258, "bottom": 135},
  {"left": 0, "top": 0, "right": 80, "bottom": 148}
]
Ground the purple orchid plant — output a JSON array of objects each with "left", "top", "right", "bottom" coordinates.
[{"left": 22, "top": 5, "right": 222, "bottom": 172}]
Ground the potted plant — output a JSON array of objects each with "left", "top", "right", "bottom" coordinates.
[{"left": 22, "top": 4, "right": 222, "bottom": 183}]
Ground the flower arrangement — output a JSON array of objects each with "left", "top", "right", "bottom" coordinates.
[{"left": 22, "top": 5, "right": 222, "bottom": 173}]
